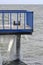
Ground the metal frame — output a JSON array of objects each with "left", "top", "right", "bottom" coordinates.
[{"left": 0, "top": 10, "right": 33, "bottom": 34}]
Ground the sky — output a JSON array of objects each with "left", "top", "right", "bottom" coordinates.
[{"left": 0, "top": 0, "right": 43, "bottom": 4}]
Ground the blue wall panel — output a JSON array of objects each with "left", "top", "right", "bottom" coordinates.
[{"left": 27, "top": 12, "right": 33, "bottom": 30}]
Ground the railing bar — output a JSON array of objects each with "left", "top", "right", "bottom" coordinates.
[
  {"left": 10, "top": 13, "right": 12, "bottom": 29},
  {"left": 17, "top": 13, "right": 18, "bottom": 29},
  {"left": 24, "top": 13, "right": 25, "bottom": 29},
  {"left": 8, "top": 13, "right": 9, "bottom": 24},
  {"left": 2, "top": 13, "right": 4, "bottom": 29},
  {"left": 20, "top": 13, "right": 21, "bottom": 26}
]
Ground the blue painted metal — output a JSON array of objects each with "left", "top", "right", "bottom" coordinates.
[
  {"left": 17, "top": 13, "right": 18, "bottom": 29},
  {"left": 2, "top": 13, "right": 4, "bottom": 29},
  {"left": 26, "top": 11, "right": 33, "bottom": 31},
  {"left": 24, "top": 13, "right": 25, "bottom": 29},
  {"left": 10, "top": 13, "right": 12, "bottom": 29},
  {"left": 0, "top": 10, "right": 27, "bottom": 13},
  {"left": 0, "top": 29, "right": 32, "bottom": 33},
  {"left": 8, "top": 13, "right": 9, "bottom": 24},
  {"left": 19, "top": 13, "right": 21, "bottom": 29},
  {"left": 0, "top": 10, "right": 33, "bottom": 34}
]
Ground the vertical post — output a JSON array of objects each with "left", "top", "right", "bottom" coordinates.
[
  {"left": 20, "top": 13, "right": 21, "bottom": 25},
  {"left": 8, "top": 13, "right": 9, "bottom": 24},
  {"left": 2, "top": 13, "right": 4, "bottom": 29},
  {"left": 24, "top": 13, "right": 25, "bottom": 29},
  {"left": 17, "top": 13, "right": 18, "bottom": 29},
  {"left": 10, "top": 13, "right": 12, "bottom": 29},
  {"left": 16, "top": 34, "right": 21, "bottom": 60}
]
